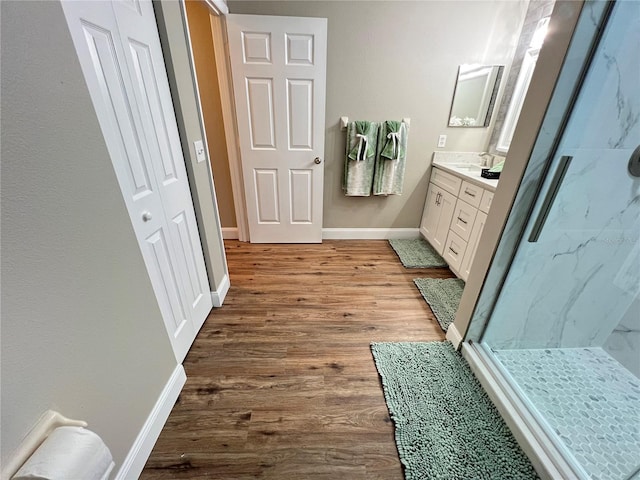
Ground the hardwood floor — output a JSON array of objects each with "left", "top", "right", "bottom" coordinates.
[{"left": 141, "top": 240, "right": 453, "bottom": 479}]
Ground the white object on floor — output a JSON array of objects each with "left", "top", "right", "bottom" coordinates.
[
  {"left": 2, "top": 410, "right": 86, "bottom": 480},
  {"left": 12, "top": 424, "right": 114, "bottom": 480}
]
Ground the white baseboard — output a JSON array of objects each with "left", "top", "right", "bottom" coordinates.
[
  {"left": 210, "top": 273, "right": 230, "bottom": 307},
  {"left": 115, "top": 365, "right": 186, "bottom": 480},
  {"left": 322, "top": 228, "right": 419, "bottom": 240},
  {"left": 221, "top": 227, "right": 239, "bottom": 239},
  {"left": 446, "top": 323, "right": 463, "bottom": 348}
]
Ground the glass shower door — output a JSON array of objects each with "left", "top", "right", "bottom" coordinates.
[{"left": 481, "top": 1, "right": 640, "bottom": 478}]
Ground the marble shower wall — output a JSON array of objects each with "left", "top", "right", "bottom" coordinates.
[
  {"left": 603, "top": 297, "right": 640, "bottom": 378},
  {"left": 483, "top": 1, "right": 640, "bottom": 350}
]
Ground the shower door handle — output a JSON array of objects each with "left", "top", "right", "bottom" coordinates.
[{"left": 528, "top": 155, "right": 573, "bottom": 243}]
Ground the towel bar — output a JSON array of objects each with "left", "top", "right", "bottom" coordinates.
[{"left": 340, "top": 117, "right": 410, "bottom": 130}]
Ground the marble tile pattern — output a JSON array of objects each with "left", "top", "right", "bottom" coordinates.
[
  {"left": 472, "top": 1, "right": 640, "bottom": 347},
  {"left": 492, "top": 347, "right": 640, "bottom": 480},
  {"left": 603, "top": 297, "right": 640, "bottom": 378}
]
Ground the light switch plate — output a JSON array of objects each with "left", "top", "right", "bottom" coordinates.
[
  {"left": 194, "top": 140, "right": 206, "bottom": 163},
  {"left": 437, "top": 135, "right": 447, "bottom": 148}
]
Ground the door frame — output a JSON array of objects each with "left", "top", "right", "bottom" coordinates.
[{"left": 182, "top": 0, "right": 250, "bottom": 242}]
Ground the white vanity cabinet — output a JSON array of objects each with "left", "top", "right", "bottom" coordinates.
[
  {"left": 420, "top": 183, "right": 456, "bottom": 254},
  {"left": 420, "top": 165, "right": 496, "bottom": 281},
  {"left": 420, "top": 170, "right": 460, "bottom": 254}
]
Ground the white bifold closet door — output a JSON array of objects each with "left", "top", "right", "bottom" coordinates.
[{"left": 62, "top": 0, "right": 212, "bottom": 362}]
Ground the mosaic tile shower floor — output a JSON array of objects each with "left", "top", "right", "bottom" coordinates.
[{"left": 491, "top": 347, "right": 640, "bottom": 480}]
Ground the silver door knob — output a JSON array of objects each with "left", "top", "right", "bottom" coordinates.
[
  {"left": 142, "top": 211, "right": 153, "bottom": 222},
  {"left": 314, "top": 157, "right": 322, "bottom": 164}
]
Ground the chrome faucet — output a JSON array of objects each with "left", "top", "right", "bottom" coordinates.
[{"left": 479, "top": 152, "right": 494, "bottom": 168}]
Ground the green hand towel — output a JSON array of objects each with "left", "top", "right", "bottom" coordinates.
[
  {"left": 343, "top": 121, "right": 379, "bottom": 196},
  {"left": 380, "top": 120, "right": 406, "bottom": 161},
  {"left": 373, "top": 121, "right": 408, "bottom": 195},
  {"left": 489, "top": 159, "right": 505, "bottom": 173},
  {"left": 347, "top": 121, "right": 377, "bottom": 161}
]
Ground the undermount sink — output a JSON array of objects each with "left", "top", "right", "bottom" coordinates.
[{"left": 447, "top": 163, "right": 484, "bottom": 172}]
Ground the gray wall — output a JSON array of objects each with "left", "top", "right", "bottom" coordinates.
[
  {"left": 1, "top": 0, "right": 176, "bottom": 468},
  {"left": 226, "top": 0, "right": 528, "bottom": 229}
]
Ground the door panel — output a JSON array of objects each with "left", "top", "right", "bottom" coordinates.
[
  {"left": 228, "top": 14, "right": 327, "bottom": 243},
  {"left": 146, "top": 229, "right": 189, "bottom": 332},
  {"left": 420, "top": 183, "right": 439, "bottom": 242},
  {"left": 62, "top": 0, "right": 212, "bottom": 362},
  {"left": 246, "top": 78, "right": 276, "bottom": 148},
  {"left": 290, "top": 170, "right": 313, "bottom": 223},
  {"left": 286, "top": 34, "right": 314, "bottom": 65},
  {"left": 434, "top": 189, "right": 456, "bottom": 255},
  {"left": 287, "top": 79, "right": 313, "bottom": 149},
  {"left": 255, "top": 169, "right": 280, "bottom": 223}
]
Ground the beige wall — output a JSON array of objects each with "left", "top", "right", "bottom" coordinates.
[
  {"left": 224, "top": 0, "right": 527, "bottom": 229},
  {"left": 1, "top": 0, "right": 176, "bottom": 468},
  {"left": 184, "top": 1, "right": 237, "bottom": 228}
]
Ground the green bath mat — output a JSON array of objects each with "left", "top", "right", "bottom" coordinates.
[
  {"left": 371, "top": 341, "right": 538, "bottom": 480},
  {"left": 414, "top": 278, "right": 464, "bottom": 331},
  {"left": 388, "top": 238, "right": 447, "bottom": 268}
]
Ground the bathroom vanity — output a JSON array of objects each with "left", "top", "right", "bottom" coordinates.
[{"left": 420, "top": 153, "right": 499, "bottom": 281}]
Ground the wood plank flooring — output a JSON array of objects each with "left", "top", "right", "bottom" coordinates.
[{"left": 141, "top": 240, "right": 453, "bottom": 479}]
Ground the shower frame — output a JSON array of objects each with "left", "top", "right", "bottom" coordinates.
[{"left": 459, "top": 1, "right": 616, "bottom": 478}]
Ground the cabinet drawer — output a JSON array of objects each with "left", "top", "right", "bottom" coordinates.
[
  {"left": 459, "top": 180, "right": 483, "bottom": 208},
  {"left": 479, "top": 190, "right": 494, "bottom": 213},
  {"left": 431, "top": 168, "right": 462, "bottom": 196},
  {"left": 443, "top": 231, "right": 467, "bottom": 275},
  {"left": 450, "top": 199, "right": 478, "bottom": 242}
]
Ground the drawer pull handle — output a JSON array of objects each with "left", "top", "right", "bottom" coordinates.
[
  {"left": 457, "top": 217, "right": 467, "bottom": 225},
  {"left": 464, "top": 189, "right": 476, "bottom": 197},
  {"left": 449, "top": 247, "right": 459, "bottom": 256},
  {"left": 435, "top": 192, "right": 441, "bottom": 206}
]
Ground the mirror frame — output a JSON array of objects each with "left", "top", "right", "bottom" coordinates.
[{"left": 448, "top": 64, "right": 504, "bottom": 128}]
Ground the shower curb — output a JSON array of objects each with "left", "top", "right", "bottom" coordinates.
[{"left": 462, "top": 342, "right": 589, "bottom": 480}]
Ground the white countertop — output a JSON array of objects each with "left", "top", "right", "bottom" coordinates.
[
  {"left": 431, "top": 152, "right": 500, "bottom": 192},
  {"left": 432, "top": 162, "right": 499, "bottom": 192}
]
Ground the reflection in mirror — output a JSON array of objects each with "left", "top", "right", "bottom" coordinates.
[
  {"left": 497, "top": 17, "right": 550, "bottom": 152},
  {"left": 448, "top": 64, "right": 504, "bottom": 127}
]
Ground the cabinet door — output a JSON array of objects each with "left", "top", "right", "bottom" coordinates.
[
  {"left": 433, "top": 189, "right": 456, "bottom": 254},
  {"left": 460, "top": 210, "right": 488, "bottom": 281},
  {"left": 420, "top": 183, "right": 440, "bottom": 243},
  {"left": 450, "top": 198, "right": 478, "bottom": 242},
  {"left": 443, "top": 231, "right": 467, "bottom": 275}
]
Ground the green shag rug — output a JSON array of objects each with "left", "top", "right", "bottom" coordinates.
[
  {"left": 414, "top": 278, "right": 465, "bottom": 332},
  {"left": 389, "top": 238, "right": 447, "bottom": 268},
  {"left": 371, "top": 341, "right": 538, "bottom": 480}
]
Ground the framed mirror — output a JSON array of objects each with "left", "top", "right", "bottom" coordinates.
[{"left": 448, "top": 64, "right": 504, "bottom": 127}]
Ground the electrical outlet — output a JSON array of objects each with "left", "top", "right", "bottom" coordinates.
[
  {"left": 437, "top": 135, "right": 447, "bottom": 148},
  {"left": 194, "top": 140, "right": 206, "bottom": 163}
]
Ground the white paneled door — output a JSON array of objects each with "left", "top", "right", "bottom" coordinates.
[
  {"left": 62, "top": 0, "right": 212, "bottom": 362},
  {"left": 227, "top": 15, "right": 327, "bottom": 243}
]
